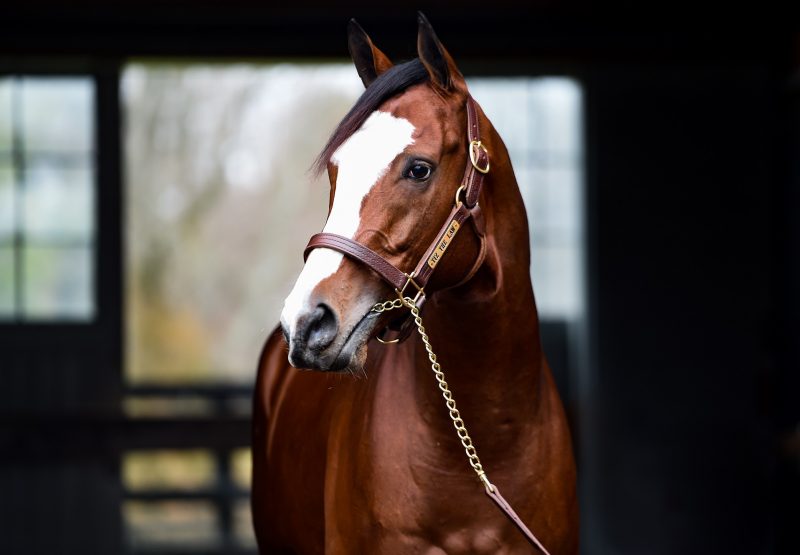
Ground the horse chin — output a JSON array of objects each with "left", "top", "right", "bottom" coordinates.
[
  {"left": 331, "top": 341, "right": 369, "bottom": 375},
  {"left": 327, "top": 310, "right": 379, "bottom": 374}
]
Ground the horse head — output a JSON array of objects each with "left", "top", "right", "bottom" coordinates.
[{"left": 281, "top": 14, "right": 488, "bottom": 373}]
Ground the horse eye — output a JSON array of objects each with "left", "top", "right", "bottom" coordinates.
[{"left": 405, "top": 162, "right": 432, "bottom": 182}]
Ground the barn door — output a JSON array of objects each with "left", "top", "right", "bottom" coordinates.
[{"left": 0, "top": 63, "right": 123, "bottom": 553}]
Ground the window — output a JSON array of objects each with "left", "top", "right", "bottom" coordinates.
[
  {"left": 122, "top": 63, "right": 361, "bottom": 385},
  {"left": 0, "top": 76, "right": 96, "bottom": 321},
  {"left": 468, "top": 77, "right": 584, "bottom": 321}
]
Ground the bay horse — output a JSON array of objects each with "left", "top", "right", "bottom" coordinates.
[{"left": 252, "top": 14, "right": 578, "bottom": 554}]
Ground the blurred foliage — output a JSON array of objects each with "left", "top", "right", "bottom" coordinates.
[{"left": 123, "top": 62, "right": 362, "bottom": 383}]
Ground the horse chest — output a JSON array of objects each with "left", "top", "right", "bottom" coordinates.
[{"left": 326, "top": 408, "right": 519, "bottom": 554}]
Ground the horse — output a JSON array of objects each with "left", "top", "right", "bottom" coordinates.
[{"left": 252, "top": 13, "right": 578, "bottom": 554}]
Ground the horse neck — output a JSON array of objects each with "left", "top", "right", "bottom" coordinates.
[{"left": 406, "top": 136, "right": 547, "bottom": 457}]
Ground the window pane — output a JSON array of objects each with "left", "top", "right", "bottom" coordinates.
[
  {"left": 21, "top": 78, "right": 94, "bottom": 153},
  {"left": 0, "top": 76, "right": 96, "bottom": 322},
  {"left": 23, "top": 163, "right": 94, "bottom": 240},
  {"left": 123, "top": 450, "right": 216, "bottom": 492},
  {"left": 526, "top": 166, "right": 580, "bottom": 242},
  {"left": 123, "top": 500, "right": 220, "bottom": 550},
  {"left": 467, "top": 79, "right": 531, "bottom": 156},
  {"left": 531, "top": 245, "right": 582, "bottom": 320},
  {"left": 230, "top": 447, "right": 251, "bottom": 490},
  {"left": 0, "top": 164, "right": 14, "bottom": 238},
  {"left": 0, "top": 78, "right": 11, "bottom": 151},
  {"left": 468, "top": 77, "right": 584, "bottom": 321},
  {"left": 0, "top": 247, "right": 14, "bottom": 317},
  {"left": 123, "top": 395, "right": 216, "bottom": 418},
  {"left": 22, "top": 246, "right": 93, "bottom": 320},
  {"left": 527, "top": 78, "right": 583, "bottom": 154}
]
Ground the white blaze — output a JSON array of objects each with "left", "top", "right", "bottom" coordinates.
[{"left": 281, "top": 111, "right": 415, "bottom": 335}]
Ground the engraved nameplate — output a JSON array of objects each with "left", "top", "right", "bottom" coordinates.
[{"left": 427, "top": 219, "right": 461, "bottom": 269}]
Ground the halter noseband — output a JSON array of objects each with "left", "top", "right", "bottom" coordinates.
[{"left": 303, "top": 96, "right": 489, "bottom": 341}]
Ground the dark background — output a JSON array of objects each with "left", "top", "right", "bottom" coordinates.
[{"left": 1, "top": 1, "right": 798, "bottom": 554}]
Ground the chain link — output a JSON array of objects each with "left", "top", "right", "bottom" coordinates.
[
  {"left": 372, "top": 297, "right": 494, "bottom": 492},
  {"left": 371, "top": 298, "right": 405, "bottom": 313}
]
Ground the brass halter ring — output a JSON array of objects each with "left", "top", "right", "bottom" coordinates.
[
  {"left": 375, "top": 272, "right": 424, "bottom": 345},
  {"left": 395, "top": 271, "right": 424, "bottom": 306},
  {"left": 375, "top": 332, "right": 400, "bottom": 345}
]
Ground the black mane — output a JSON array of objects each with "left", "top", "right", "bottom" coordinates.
[{"left": 314, "top": 58, "right": 429, "bottom": 174}]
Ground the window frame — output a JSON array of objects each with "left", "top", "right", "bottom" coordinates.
[{"left": 0, "top": 59, "right": 122, "bottom": 336}]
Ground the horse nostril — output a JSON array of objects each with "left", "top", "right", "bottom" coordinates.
[{"left": 305, "top": 303, "right": 338, "bottom": 352}]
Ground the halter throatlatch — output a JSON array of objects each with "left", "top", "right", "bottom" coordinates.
[{"left": 302, "top": 96, "right": 550, "bottom": 554}]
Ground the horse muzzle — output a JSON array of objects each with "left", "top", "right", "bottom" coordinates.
[{"left": 281, "top": 300, "right": 381, "bottom": 372}]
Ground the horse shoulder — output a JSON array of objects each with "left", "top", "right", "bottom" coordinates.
[
  {"left": 252, "top": 326, "right": 341, "bottom": 554},
  {"left": 253, "top": 326, "right": 291, "bottom": 428}
]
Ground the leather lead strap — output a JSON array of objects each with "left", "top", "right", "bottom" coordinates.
[{"left": 485, "top": 486, "right": 552, "bottom": 555}]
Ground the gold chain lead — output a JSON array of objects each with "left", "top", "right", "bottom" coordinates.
[{"left": 372, "top": 296, "right": 495, "bottom": 493}]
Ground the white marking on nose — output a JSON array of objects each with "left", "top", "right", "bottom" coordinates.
[{"left": 281, "top": 110, "right": 415, "bottom": 337}]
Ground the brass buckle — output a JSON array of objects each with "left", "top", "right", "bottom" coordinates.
[
  {"left": 469, "top": 140, "right": 490, "bottom": 174},
  {"left": 454, "top": 184, "right": 466, "bottom": 208},
  {"left": 395, "top": 272, "right": 424, "bottom": 306},
  {"left": 478, "top": 471, "right": 495, "bottom": 493}
]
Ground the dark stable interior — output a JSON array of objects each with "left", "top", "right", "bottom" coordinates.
[{"left": 1, "top": 2, "right": 798, "bottom": 554}]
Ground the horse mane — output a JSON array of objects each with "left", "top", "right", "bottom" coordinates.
[{"left": 314, "top": 58, "right": 429, "bottom": 174}]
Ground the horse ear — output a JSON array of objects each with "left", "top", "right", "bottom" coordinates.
[
  {"left": 416, "top": 12, "right": 464, "bottom": 92},
  {"left": 348, "top": 19, "right": 393, "bottom": 88}
]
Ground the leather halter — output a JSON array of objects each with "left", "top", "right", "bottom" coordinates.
[
  {"left": 303, "top": 96, "right": 551, "bottom": 554},
  {"left": 304, "top": 96, "right": 489, "bottom": 341}
]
